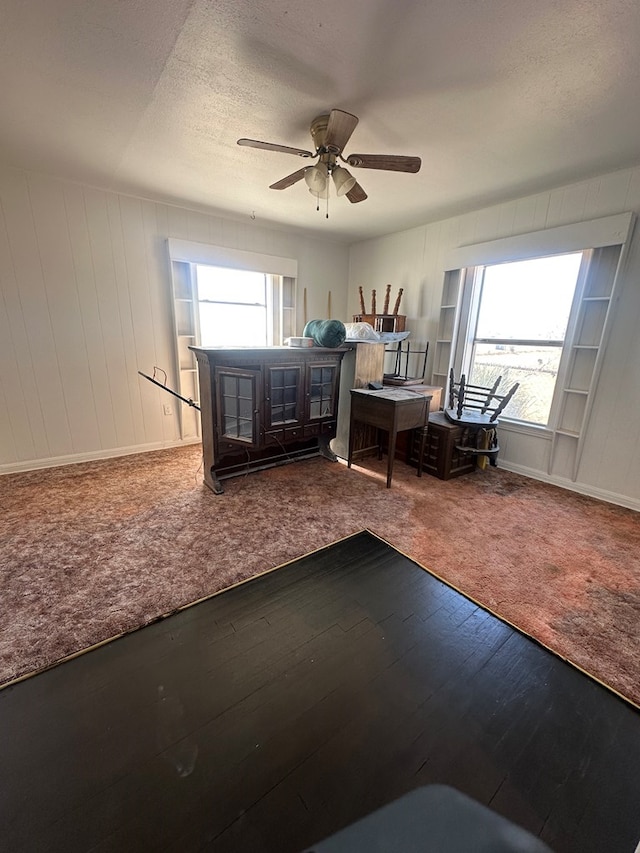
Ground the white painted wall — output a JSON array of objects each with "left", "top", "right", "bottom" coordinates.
[
  {"left": 0, "top": 167, "right": 350, "bottom": 472},
  {"left": 349, "top": 167, "right": 640, "bottom": 510}
]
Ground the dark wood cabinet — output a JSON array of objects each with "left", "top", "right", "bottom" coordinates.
[
  {"left": 409, "top": 410, "right": 477, "bottom": 480},
  {"left": 191, "top": 347, "right": 347, "bottom": 493}
]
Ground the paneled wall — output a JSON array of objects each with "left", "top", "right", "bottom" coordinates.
[
  {"left": 0, "top": 167, "right": 350, "bottom": 472},
  {"left": 349, "top": 167, "right": 640, "bottom": 509}
]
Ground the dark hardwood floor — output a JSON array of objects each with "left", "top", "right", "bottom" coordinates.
[{"left": 1, "top": 531, "right": 639, "bottom": 852}]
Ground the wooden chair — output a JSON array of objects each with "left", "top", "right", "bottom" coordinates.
[{"left": 444, "top": 369, "right": 519, "bottom": 466}]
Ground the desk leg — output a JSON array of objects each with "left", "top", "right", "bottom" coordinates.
[{"left": 386, "top": 427, "right": 397, "bottom": 488}]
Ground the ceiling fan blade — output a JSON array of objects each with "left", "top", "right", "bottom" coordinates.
[
  {"left": 346, "top": 182, "right": 368, "bottom": 204},
  {"left": 269, "top": 168, "right": 308, "bottom": 190},
  {"left": 345, "top": 154, "right": 422, "bottom": 173},
  {"left": 238, "top": 138, "right": 314, "bottom": 158},
  {"left": 324, "top": 109, "right": 359, "bottom": 152}
]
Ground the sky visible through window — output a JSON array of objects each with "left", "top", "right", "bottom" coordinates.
[
  {"left": 476, "top": 253, "right": 583, "bottom": 340},
  {"left": 196, "top": 265, "right": 268, "bottom": 346},
  {"left": 470, "top": 252, "right": 583, "bottom": 425}
]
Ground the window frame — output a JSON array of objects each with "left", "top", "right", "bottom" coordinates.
[
  {"left": 459, "top": 251, "right": 588, "bottom": 429},
  {"left": 442, "top": 212, "right": 634, "bottom": 441},
  {"left": 167, "top": 239, "right": 298, "bottom": 350},
  {"left": 167, "top": 239, "right": 298, "bottom": 439}
]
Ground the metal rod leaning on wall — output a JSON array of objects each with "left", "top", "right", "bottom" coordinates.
[{"left": 138, "top": 370, "right": 201, "bottom": 411}]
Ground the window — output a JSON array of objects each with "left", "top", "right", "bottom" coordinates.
[
  {"left": 167, "top": 238, "right": 298, "bottom": 439},
  {"left": 467, "top": 253, "right": 583, "bottom": 425},
  {"left": 167, "top": 238, "right": 298, "bottom": 348},
  {"left": 196, "top": 265, "right": 271, "bottom": 347},
  {"left": 437, "top": 211, "right": 634, "bottom": 479}
]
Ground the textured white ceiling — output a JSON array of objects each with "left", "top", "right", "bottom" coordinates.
[{"left": 2, "top": 0, "right": 640, "bottom": 242}]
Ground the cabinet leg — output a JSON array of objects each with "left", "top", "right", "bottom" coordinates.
[
  {"left": 319, "top": 435, "right": 338, "bottom": 462},
  {"left": 204, "top": 468, "right": 224, "bottom": 495}
]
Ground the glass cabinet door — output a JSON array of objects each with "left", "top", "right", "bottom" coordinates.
[
  {"left": 265, "top": 365, "right": 303, "bottom": 429},
  {"left": 214, "top": 367, "right": 260, "bottom": 446},
  {"left": 307, "top": 362, "right": 339, "bottom": 420}
]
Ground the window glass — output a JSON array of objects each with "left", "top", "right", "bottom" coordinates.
[
  {"left": 469, "top": 253, "right": 583, "bottom": 426},
  {"left": 197, "top": 266, "right": 266, "bottom": 304},
  {"left": 475, "top": 254, "right": 581, "bottom": 341},
  {"left": 196, "top": 264, "right": 268, "bottom": 347}
]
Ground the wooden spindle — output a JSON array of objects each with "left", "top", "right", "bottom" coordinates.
[{"left": 383, "top": 284, "right": 391, "bottom": 315}]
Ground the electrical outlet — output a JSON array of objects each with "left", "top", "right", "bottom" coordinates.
[{"left": 163, "top": 403, "right": 173, "bottom": 416}]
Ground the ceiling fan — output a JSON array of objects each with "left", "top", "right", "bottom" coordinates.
[{"left": 237, "top": 109, "right": 421, "bottom": 207}]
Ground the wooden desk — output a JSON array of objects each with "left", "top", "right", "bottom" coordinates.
[{"left": 348, "top": 388, "right": 431, "bottom": 488}]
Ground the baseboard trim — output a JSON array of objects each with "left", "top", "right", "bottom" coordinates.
[
  {"left": 0, "top": 438, "right": 202, "bottom": 476},
  {"left": 4, "top": 442, "right": 639, "bottom": 513},
  {"left": 500, "top": 461, "right": 640, "bottom": 512}
]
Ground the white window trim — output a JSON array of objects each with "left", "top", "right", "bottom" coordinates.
[
  {"left": 167, "top": 238, "right": 298, "bottom": 278},
  {"left": 445, "top": 212, "right": 634, "bottom": 271}
]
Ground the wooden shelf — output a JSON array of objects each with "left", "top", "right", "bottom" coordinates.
[
  {"left": 431, "top": 270, "right": 463, "bottom": 397},
  {"left": 555, "top": 428, "right": 580, "bottom": 438},
  {"left": 548, "top": 243, "right": 625, "bottom": 480}
]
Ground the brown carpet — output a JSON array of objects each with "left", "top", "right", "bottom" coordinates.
[{"left": 1, "top": 445, "right": 639, "bottom": 707}]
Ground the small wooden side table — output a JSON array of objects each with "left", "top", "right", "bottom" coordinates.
[{"left": 348, "top": 388, "right": 431, "bottom": 488}]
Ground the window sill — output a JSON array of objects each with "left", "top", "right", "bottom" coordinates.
[{"left": 499, "top": 420, "right": 553, "bottom": 440}]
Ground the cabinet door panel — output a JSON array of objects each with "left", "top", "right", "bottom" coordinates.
[
  {"left": 306, "top": 361, "right": 340, "bottom": 420},
  {"left": 214, "top": 367, "right": 261, "bottom": 447},
  {"left": 265, "top": 364, "right": 304, "bottom": 429}
]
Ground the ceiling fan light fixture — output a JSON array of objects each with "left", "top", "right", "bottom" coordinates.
[
  {"left": 309, "top": 185, "right": 329, "bottom": 199},
  {"left": 304, "top": 163, "right": 328, "bottom": 192},
  {"left": 332, "top": 165, "right": 356, "bottom": 197}
]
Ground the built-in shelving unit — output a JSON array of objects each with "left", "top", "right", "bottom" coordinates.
[
  {"left": 170, "top": 260, "right": 201, "bottom": 440},
  {"left": 431, "top": 269, "right": 463, "bottom": 399},
  {"left": 549, "top": 244, "right": 624, "bottom": 480},
  {"left": 280, "top": 276, "right": 297, "bottom": 341}
]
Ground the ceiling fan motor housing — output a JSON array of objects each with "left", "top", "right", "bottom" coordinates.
[{"left": 310, "top": 114, "right": 331, "bottom": 152}]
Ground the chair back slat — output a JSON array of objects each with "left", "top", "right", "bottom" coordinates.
[{"left": 446, "top": 368, "right": 519, "bottom": 424}]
